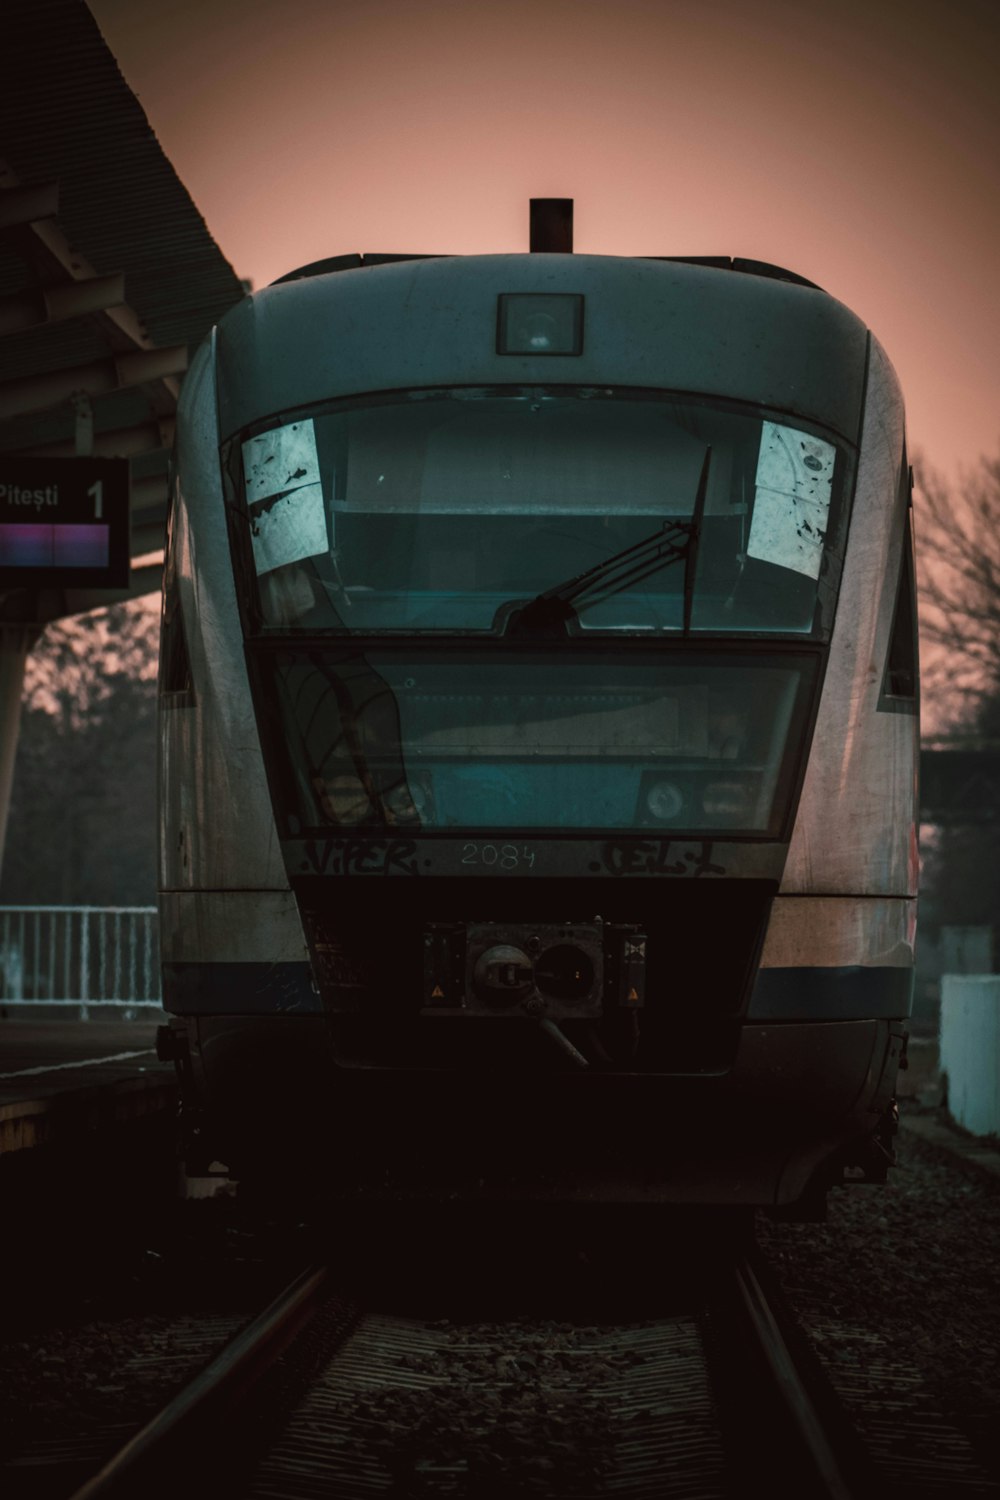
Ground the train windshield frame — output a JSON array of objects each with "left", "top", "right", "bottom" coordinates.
[{"left": 222, "top": 386, "right": 854, "bottom": 642}]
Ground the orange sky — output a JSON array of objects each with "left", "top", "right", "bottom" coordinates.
[{"left": 88, "top": 0, "right": 998, "bottom": 483}]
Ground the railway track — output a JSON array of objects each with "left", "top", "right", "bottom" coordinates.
[{"left": 68, "top": 1223, "right": 872, "bottom": 1500}]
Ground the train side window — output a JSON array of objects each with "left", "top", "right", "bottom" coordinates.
[{"left": 879, "top": 478, "right": 918, "bottom": 711}]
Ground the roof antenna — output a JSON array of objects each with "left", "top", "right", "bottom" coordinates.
[{"left": 530, "top": 198, "right": 573, "bottom": 253}]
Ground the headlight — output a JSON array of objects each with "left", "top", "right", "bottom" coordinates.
[
  {"left": 702, "top": 782, "right": 753, "bottom": 820},
  {"left": 496, "top": 293, "right": 584, "bottom": 355},
  {"left": 383, "top": 776, "right": 433, "bottom": 825},
  {"left": 645, "top": 780, "right": 684, "bottom": 822},
  {"left": 408, "top": 779, "right": 433, "bottom": 820}
]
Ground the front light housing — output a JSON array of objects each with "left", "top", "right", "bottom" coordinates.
[
  {"left": 644, "top": 780, "right": 685, "bottom": 822},
  {"left": 702, "top": 781, "right": 754, "bottom": 820},
  {"left": 497, "top": 293, "right": 584, "bottom": 355}
]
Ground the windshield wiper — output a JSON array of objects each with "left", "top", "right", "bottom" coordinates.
[{"left": 497, "top": 448, "right": 711, "bottom": 636}]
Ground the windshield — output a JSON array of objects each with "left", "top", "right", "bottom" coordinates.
[{"left": 230, "top": 389, "right": 851, "bottom": 636}]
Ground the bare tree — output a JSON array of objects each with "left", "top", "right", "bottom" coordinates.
[
  {"left": 914, "top": 446, "right": 1000, "bottom": 726},
  {"left": 22, "top": 597, "right": 159, "bottom": 735},
  {"left": 913, "top": 448, "right": 1000, "bottom": 992},
  {"left": 2, "top": 597, "right": 160, "bottom": 904}
]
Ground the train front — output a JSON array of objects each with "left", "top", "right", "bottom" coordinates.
[{"left": 164, "top": 252, "right": 916, "bottom": 1204}]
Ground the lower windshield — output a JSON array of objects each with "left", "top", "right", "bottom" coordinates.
[
  {"left": 234, "top": 390, "right": 850, "bottom": 636},
  {"left": 258, "top": 648, "right": 816, "bottom": 836}
]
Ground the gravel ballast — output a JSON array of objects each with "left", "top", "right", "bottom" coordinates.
[
  {"left": 1, "top": 1106, "right": 998, "bottom": 1493},
  {"left": 759, "top": 1105, "right": 1000, "bottom": 1490}
]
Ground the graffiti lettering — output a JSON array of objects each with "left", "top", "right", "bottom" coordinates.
[
  {"left": 300, "top": 838, "right": 419, "bottom": 877},
  {"left": 600, "top": 839, "right": 726, "bottom": 878}
]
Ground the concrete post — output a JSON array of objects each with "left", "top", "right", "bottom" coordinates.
[
  {"left": 940, "top": 975, "right": 1000, "bottom": 1136},
  {"left": 0, "top": 626, "right": 35, "bottom": 879}
]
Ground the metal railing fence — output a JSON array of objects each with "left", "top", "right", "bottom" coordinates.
[{"left": 0, "top": 906, "right": 161, "bottom": 1017}]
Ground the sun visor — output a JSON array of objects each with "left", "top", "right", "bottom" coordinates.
[
  {"left": 242, "top": 420, "right": 327, "bottom": 576},
  {"left": 747, "top": 423, "right": 836, "bottom": 579}
]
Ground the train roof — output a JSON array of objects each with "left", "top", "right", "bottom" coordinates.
[
  {"left": 211, "top": 253, "right": 873, "bottom": 447},
  {"left": 271, "top": 253, "right": 823, "bottom": 292}
]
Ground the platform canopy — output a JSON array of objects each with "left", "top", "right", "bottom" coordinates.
[{"left": 0, "top": 0, "right": 245, "bottom": 624}]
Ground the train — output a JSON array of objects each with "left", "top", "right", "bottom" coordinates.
[{"left": 156, "top": 201, "right": 919, "bottom": 1213}]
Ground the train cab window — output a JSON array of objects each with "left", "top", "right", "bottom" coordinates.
[
  {"left": 232, "top": 390, "right": 852, "bottom": 640},
  {"left": 880, "top": 507, "right": 919, "bottom": 710}
]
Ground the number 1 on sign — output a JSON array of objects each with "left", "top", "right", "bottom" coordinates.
[{"left": 87, "top": 480, "right": 103, "bottom": 519}]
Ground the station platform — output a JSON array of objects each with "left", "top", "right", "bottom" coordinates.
[{"left": 0, "top": 1020, "right": 175, "bottom": 1154}]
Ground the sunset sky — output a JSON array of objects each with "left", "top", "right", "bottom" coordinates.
[{"left": 87, "top": 0, "right": 997, "bottom": 485}]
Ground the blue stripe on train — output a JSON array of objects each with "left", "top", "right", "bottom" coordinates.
[
  {"left": 748, "top": 966, "right": 913, "bottom": 1020},
  {"left": 164, "top": 960, "right": 912, "bottom": 1021},
  {"left": 162, "top": 961, "right": 321, "bottom": 1014}
]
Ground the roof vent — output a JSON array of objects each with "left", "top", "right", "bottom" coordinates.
[{"left": 530, "top": 199, "right": 573, "bottom": 253}]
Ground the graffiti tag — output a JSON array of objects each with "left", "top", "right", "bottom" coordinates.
[
  {"left": 599, "top": 839, "right": 726, "bottom": 878},
  {"left": 300, "top": 838, "right": 419, "bottom": 877}
]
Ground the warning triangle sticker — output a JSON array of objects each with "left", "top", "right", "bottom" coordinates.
[{"left": 431, "top": 985, "right": 444, "bottom": 999}]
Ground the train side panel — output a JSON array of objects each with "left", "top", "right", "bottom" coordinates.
[
  {"left": 749, "top": 337, "right": 916, "bottom": 1195},
  {"left": 782, "top": 338, "right": 918, "bottom": 898},
  {"left": 159, "top": 335, "right": 308, "bottom": 1022}
]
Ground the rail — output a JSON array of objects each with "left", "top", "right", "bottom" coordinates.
[
  {"left": 70, "top": 1265, "right": 335, "bottom": 1500},
  {"left": 0, "top": 904, "right": 160, "bottom": 1017},
  {"left": 62, "top": 1237, "right": 876, "bottom": 1499}
]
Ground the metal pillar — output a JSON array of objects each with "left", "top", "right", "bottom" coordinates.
[{"left": 0, "top": 625, "right": 35, "bottom": 879}]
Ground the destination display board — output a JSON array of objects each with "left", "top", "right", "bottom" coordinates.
[{"left": 0, "top": 456, "right": 130, "bottom": 589}]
